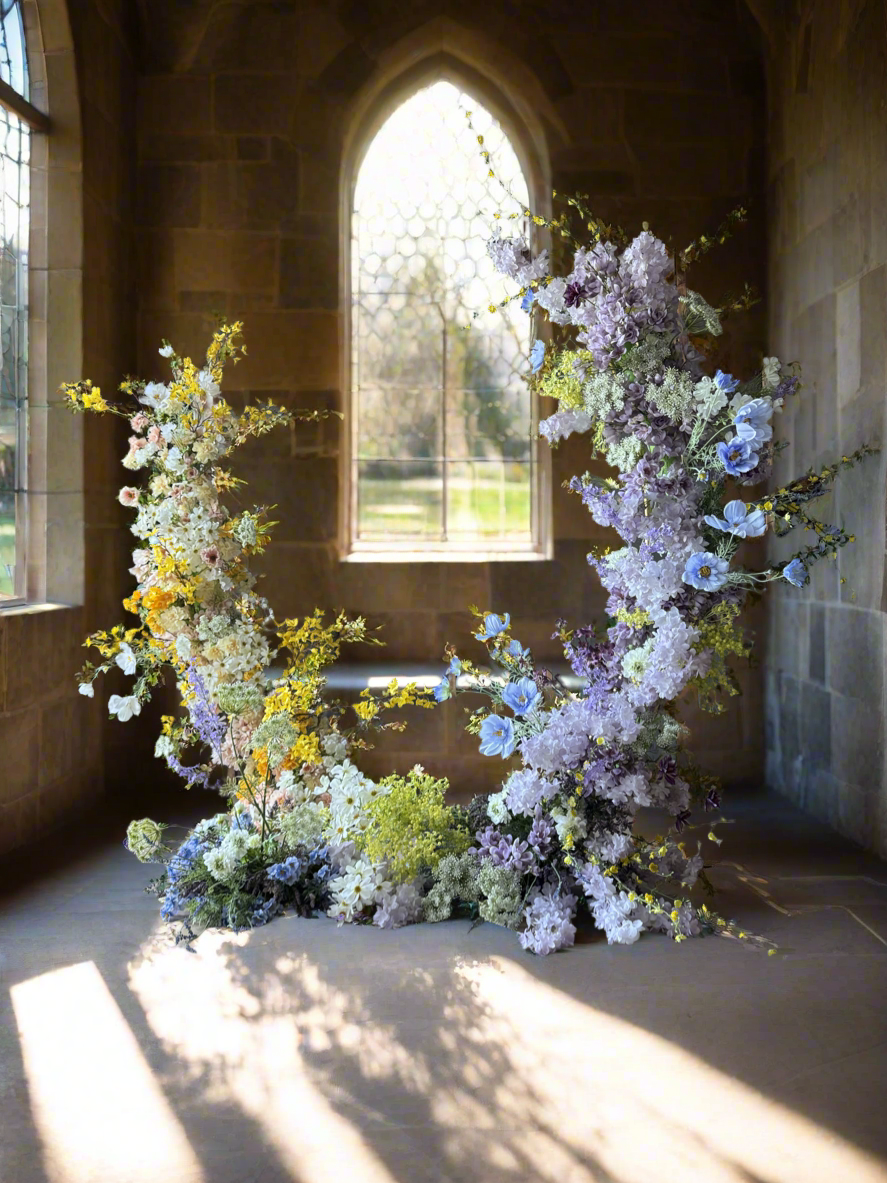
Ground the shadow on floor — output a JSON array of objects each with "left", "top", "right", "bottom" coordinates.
[{"left": 2, "top": 786, "right": 887, "bottom": 1183}]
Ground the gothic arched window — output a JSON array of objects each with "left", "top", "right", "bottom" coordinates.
[
  {"left": 347, "top": 79, "right": 544, "bottom": 559},
  {"left": 0, "top": 0, "right": 30, "bottom": 601}
]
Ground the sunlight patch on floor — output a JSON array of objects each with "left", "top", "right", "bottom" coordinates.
[
  {"left": 129, "top": 930, "right": 400, "bottom": 1183},
  {"left": 124, "top": 926, "right": 887, "bottom": 1183},
  {"left": 10, "top": 960, "right": 204, "bottom": 1183}
]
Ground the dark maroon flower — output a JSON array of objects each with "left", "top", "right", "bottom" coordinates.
[
  {"left": 675, "top": 809, "right": 691, "bottom": 832},
  {"left": 564, "top": 280, "right": 590, "bottom": 308},
  {"left": 704, "top": 788, "right": 721, "bottom": 811}
]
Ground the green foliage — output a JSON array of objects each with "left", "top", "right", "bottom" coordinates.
[{"left": 357, "top": 766, "right": 471, "bottom": 882}]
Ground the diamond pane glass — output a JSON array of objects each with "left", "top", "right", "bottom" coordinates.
[
  {"left": 351, "top": 80, "right": 534, "bottom": 549},
  {"left": 0, "top": 4, "right": 29, "bottom": 600}
]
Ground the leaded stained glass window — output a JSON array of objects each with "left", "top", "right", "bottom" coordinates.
[
  {"left": 0, "top": 0, "right": 28, "bottom": 601},
  {"left": 349, "top": 80, "right": 540, "bottom": 556}
]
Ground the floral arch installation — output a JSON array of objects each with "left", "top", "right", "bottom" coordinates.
[{"left": 63, "top": 122, "right": 872, "bottom": 954}]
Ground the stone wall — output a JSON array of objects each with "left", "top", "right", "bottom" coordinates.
[
  {"left": 0, "top": 0, "right": 138, "bottom": 857},
  {"left": 133, "top": 0, "right": 767, "bottom": 787},
  {"left": 765, "top": 0, "right": 887, "bottom": 855}
]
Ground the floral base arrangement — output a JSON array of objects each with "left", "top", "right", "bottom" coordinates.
[{"left": 68, "top": 198, "right": 870, "bottom": 954}]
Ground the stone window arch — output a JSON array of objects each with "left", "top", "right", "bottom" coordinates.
[
  {"left": 0, "top": 0, "right": 82, "bottom": 606},
  {"left": 341, "top": 60, "right": 553, "bottom": 562}
]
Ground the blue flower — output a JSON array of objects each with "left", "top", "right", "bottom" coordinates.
[
  {"left": 433, "top": 678, "right": 451, "bottom": 703},
  {"left": 733, "top": 397, "right": 773, "bottom": 444},
  {"left": 529, "top": 341, "right": 546, "bottom": 373},
  {"left": 703, "top": 499, "right": 767, "bottom": 539},
  {"left": 475, "top": 612, "right": 510, "bottom": 641},
  {"left": 446, "top": 656, "right": 462, "bottom": 676},
  {"left": 782, "top": 558, "right": 808, "bottom": 587},
  {"left": 714, "top": 369, "right": 740, "bottom": 393},
  {"left": 479, "top": 714, "right": 516, "bottom": 758},
  {"left": 683, "top": 551, "right": 730, "bottom": 591},
  {"left": 506, "top": 638, "right": 530, "bottom": 659},
  {"left": 267, "top": 855, "right": 302, "bottom": 885},
  {"left": 716, "top": 437, "right": 759, "bottom": 476},
  {"left": 502, "top": 677, "right": 539, "bottom": 717},
  {"left": 520, "top": 289, "right": 535, "bottom": 313}
]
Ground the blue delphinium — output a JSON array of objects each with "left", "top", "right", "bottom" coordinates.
[
  {"left": 502, "top": 677, "right": 539, "bottom": 717},
  {"left": 475, "top": 612, "right": 510, "bottom": 641},
  {"left": 704, "top": 499, "right": 767, "bottom": 539},
  {"left": 159, "top": 832, "right": 210, "bottom": 919},
  {"left": 782, "top": 558, "right": 808, "bottom": 587},
  {"left": 529, "top": 340, "right": 546, "bottom": 373},
  {"left": 251, "top": 898, "right": 282, "bottom": 927},
  {"left": 267, "top": 855, "right": 303, "bottom": 885},
  {"left": 479, "top": 714, "right": 516, "bottom": 758},
  {"left": 682, "top": 551, "right": 730, "bottom": 592},
  {"left": 716, "top": 437, "right": 759, "bottom": 476}
]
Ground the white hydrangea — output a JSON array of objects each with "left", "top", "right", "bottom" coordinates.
[
  {"left": 204, "top": 829, "right": 260, "bottom": 883},
  {"left": 486, "top": 789, "right": 511, "bottom": 825}
]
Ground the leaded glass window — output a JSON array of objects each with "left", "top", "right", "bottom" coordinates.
[
  {"left": 0, "top": 0, "right": 28, "bottom": 601},
  {"left": 349, "top": 80, "right": 539, "bottom": 556}
]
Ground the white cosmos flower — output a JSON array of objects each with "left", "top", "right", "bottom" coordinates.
[
  {"left": 139, "top": 381, "right": 170, "bottom": 410},
  {"left": 158, "top": 343, "right": 175, "bottom": 358},
  {"left": 78, "top": 682, "right": 94, "bottom": 698},
  {"left": 115, "top": 643, "right": 137, "bottom": 676},
  {"left": 108, "top": 694, "right": 141, "bottom": 722}
]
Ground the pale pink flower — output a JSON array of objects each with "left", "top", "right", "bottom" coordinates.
[
  {"left": 118, "top": 486, "right": 139, "bottom": 508},
  {"left": 130, "top": 412, "right": 149, "bottom": 432}
]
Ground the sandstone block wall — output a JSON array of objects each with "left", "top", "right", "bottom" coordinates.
[
  {"left": 0, "top": 0, "right": 139, "bottom": 857},
  {"left": 765, "top": 0, "right": 887, "bottom": 855}
]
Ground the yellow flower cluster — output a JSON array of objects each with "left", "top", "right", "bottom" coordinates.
[
  {"left": 537, "top": 347, "right": 592, "bottom": 410},
  {"left": 357, "top": 766, "right": 471, "bottom": 880},
  {"left": 61, "top": 380, "right": 111, "bottom": 413},
  {"left": 690, "top": 601, "right": 751, "bottom": 713}
]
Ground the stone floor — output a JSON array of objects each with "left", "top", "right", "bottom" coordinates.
[{"left": 2, "top": 786, "right": 887, "bottom": 1183}]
